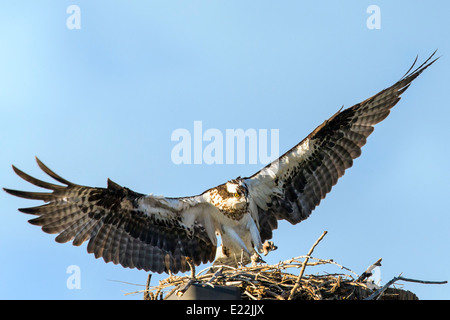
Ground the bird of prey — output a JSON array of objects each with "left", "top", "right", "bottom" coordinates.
[{"left": 4, "top": 52, "right": 438, "bottom": 274}]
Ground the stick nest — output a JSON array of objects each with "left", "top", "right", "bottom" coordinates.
[
  {"left": 145, "top": 258, "right": 383, "bottom": 300},
  {"left": 138, "top": 231, "right": 444, "bottom": 300}
]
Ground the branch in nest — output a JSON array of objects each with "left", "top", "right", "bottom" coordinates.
[
  {"left": 364, "top": 275, "right": 447, "bottom": 300},
  {"left": 288, "top": 231, "right": 328, "bottom": 300}
]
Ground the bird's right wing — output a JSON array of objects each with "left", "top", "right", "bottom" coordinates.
[{"left": 4, "top": 157, "right": 217, "bottom": 274}]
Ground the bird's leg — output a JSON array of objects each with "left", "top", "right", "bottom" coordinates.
[
  {"left": 235, "top": 249, "right": 249, "bottom": 268},
  {"left": 251, "top": 249, "right": 266, "bottom": 266},
  {"left": 185, "top": 257, "right": 196, "bottom": 279},
  {"left": 239, "top": 250, "right": 245, "bottom": 267}
]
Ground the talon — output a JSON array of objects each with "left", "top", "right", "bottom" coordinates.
[
  {"left": 262, "top": 240, "right": 277, "bottom": 256},
  {"left": 251, "top": 252, "right": 265, "bottom": 266}
]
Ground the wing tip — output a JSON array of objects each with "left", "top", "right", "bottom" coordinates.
[
  {"left": 401, "top": 50, "right": 440, "bottom": 82},
  {"left": 3, "top": 188, "right": 24, "bottom": 197},
  {"left": 34, "top": 157, "right": 75, "bottom": 186}
]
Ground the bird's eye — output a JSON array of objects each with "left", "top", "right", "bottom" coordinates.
[{"left": 234, "top": 193, "right": 240, "bottom": 198}]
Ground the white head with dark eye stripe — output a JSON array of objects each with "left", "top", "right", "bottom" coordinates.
[
  {"left": 226, "top": 179, "right": 247, "bottom": 201},
  {"left": 207, "top": 179, "right": 248, "bottom": 219}
]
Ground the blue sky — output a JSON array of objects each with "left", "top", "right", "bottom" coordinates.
[{"left": 1, "top": 1, "right": 449, "bottom": 300}]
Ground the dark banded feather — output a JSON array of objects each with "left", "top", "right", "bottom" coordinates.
[
  {"left": 4, "top": 157, "right": 216, "bottom": 273},
  {"left": 245, "top": 52, "right": 439, "bottom": 242}
]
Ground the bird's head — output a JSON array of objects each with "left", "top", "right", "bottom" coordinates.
[{"left": 207, "top": 178, "right": 248, "bottom": 219}]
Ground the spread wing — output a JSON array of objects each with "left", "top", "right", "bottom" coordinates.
[
  {"left": 245, "top": 52, "right": 438, "bottom": 242},
  {"left": 4, "top": 157, "right": 217, "bottom": 274}
]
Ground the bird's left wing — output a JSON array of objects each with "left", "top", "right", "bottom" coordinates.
[
  {"left": 4, "top": 157, "right": 217, "bottom": 274},
  {"left": 244, "top": 52, "right": 438, "bottom": 243}
]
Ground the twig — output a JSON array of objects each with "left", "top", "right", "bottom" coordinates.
[
  {"left": 288, "top": 231, "right": 328, "bottom": 300},
  {"left": 176, "top": 279, "right": 196, "bottom": 297},
  {"left": 143, "top": 274, "right": 152, "bottom": 300},
  {"left": 243, "top": 290, "right": 258, "bottom": 300},
  {"left": 397, "top": 276, "right": 447, "bottom": 285},
  {"left": 163, "top": 284, "right": 182, "bottom": 300},
  {"left": 265, "top": 289, "right": 285, "bottom": 300},
  {"left": 364, "top": 275, "right": 448, "bottom": 300},
  {"left": 203, "top": 267, "right": 223, "bottom": 288}
]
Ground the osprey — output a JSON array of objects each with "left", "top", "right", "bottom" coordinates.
[{"left": 4, "top": 53, "right": 437, "bottom": 274}]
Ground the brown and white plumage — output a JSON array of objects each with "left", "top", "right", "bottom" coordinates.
[
  {"left": 4, "top": 52, "right": 438, "bottom": 274},
  {"left": 244, "top": 52, "right": 439, "bottom": 243},
  {"left": 6, "top": 158, "right": 217, "bottom": 273}
]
